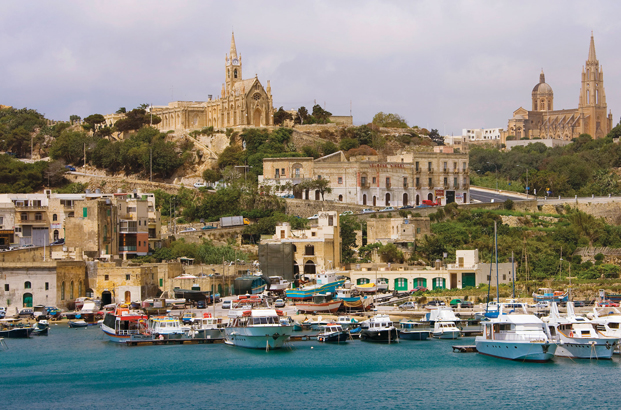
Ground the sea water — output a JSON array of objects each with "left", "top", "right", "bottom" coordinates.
[{"left": 0, "top": 326, "right": 618, "bottom": 409}]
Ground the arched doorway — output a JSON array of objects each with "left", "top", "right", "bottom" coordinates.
[
  {"left": 253, "top": 108, "right": 262, "bottom": 127},
  {"left": 403, "top": 193, "right": 408, "bottom": 206},
  {"left": 23, "top": 292, "right": 33, "bottom": 307},
  {"left": 53, "top": 230, "right": 59, "bottom": 241},
  {"left": 304, "top": 260, "right": 316, "bottom": 275},
  {"left": 101, "top": 291, "right": 112, "bottom": 306},
  {"left": 124, "top": 291, "right": 131, "bottom": 304},
  {"left": 315, "top": 190, "right": 320, "bottom": 200},
  {"left": 428, "top": 193, "right": 434, "bottom": 201},
  {"left": 363, "top": 194, "right": 367, "bottom": 205},
  {"left": 413, "top": 278, "right": 427, "bottom": 288},
  {"left": 373, "top": 196, "right": 377, "bottom": 206},
  {"left": 385, "top": 193, "right": 391, "bottom": 206},
  {"left": 416, "top": 194, "right": 420, "bottom": 206},
  {"left": 463, "top": 193, "right": 467, "bottom": 204}
]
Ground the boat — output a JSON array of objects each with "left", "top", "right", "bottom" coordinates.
[
  {"left": 335, "top": 316, "right": 359, "bottom": 329},
  {"left": 543, "top": 302, "right": 616, "bottom": 359},
  {"left": 32, "top": 320, "right": 50, "bottom": 336},
  {"left": 225, "top": 309, "right": 293, "bottom": 349},
  {"left": 0, "top": 319, "right": 33, "bottom": 338},
  {"left": 309, "top": 316, "right": 330, "bottom": 331},
  {"left": 68, "top": 320, "right": 90, "bottom": 328},
  {"left": 360, "top": 315, "right": 399, "bottom": 343},
  {"left": 285, "top": 271, "right": 346, "bottom": 301},
  {"left": 188, "top": 314, "right": 226, "bottom": 340},
  {"left": 532, "top": 288, "right": 568, "bottom": 303},
  {"left": 317, "top": 323, "right": 350, "bottom": 343},
  {"left": 335, "top": 288, "right": 373, "bottom": 311},
  {"left": 475, "top": 303, "right": 557, "bottom": 362},
  {"left": 424, "top": 307, "right": 462, "bottom": 339},
  {"left": 268, "top": 276, "right": 291, "bottom": 293},
  {"left": 354, "top": 282, "right": 377, "bottom": 293},
  {"left": 101, "top": 307, "right": 149, "bottom": 343},
  {"left": 148, "top": 316, "right": 185, "bottom": 339},
  {"left": 398, "top": 320, "right": 430, "bottom": 340},
  {"left": 590, "top": 307, "right": 621, "bottom": 339},
  {"left": 295, "top": 293, "right": 342, "bottom": 314}
]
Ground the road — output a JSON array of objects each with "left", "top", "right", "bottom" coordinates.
[{"left": 469, "top": 187, "right": 526, "bottom": 203}]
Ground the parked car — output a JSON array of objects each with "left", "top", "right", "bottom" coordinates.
[
  {"left": 179, "top": 227, "right": 197, "bottom": 233},
  {"left": 361, "top": 208, "right": 375, "bottom": 214},
  {"left": 274, "top": 299, "right": 286, "bottom": 308},
  {"left": 400, "top": 205, "right": 414, "bottom": 209},
  {"left": 599, "top": 301, "right": 619, "bottom": 307},
  {"left": 450, "top": 299, "right": 473, "bottom": 309},
  {"left": 193, "top": 181, "right": 207, "bottom": 188},
  {"left": 380, "top": 206, "right": 396, "bottom": 212},
  {"left": 65, "top": 165, "right": 76, "bottom": 172},
  {"left": 222, "top": 300, "right": 232, "bottom": 309},
  {"left": 572, "top": 300, "right": 586, "bottom": 307},
  {"left": 307, "top": 214, "right": 319, "bottom": 220},
  {"left": 340, "top": 210, "right": 354, "bottom": 216},
  {"left": 399, "top": 301, "right": 417, "bottom": 310},
  {"left": 421, "top": 199, "right": 439, "bottom": 206},
  {"left": 51, "top": 238, "right": 65, "bottom": 245},
  {"left": 18, "top": 308, "right": 34, "bottom": 319},
  {"left": 196, "top": 300, "right": 206, "bottom": 309},
  {"left": 410, "top": 286, "right": 428, "bottom": 294},
  {"left": 425, "top": 300, "right": 445, "bottom": 308}
]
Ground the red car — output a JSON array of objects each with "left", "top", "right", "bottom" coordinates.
[
  {"left": 599, "top": 301, "right": 619, "bottom": 307},
  {"left": 410, "top": 286, "right": 428, "bottom": 293}
]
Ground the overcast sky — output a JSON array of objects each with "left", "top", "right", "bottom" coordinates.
[{"left": 1, "top": 0, "right": 619, "bottom": 135}]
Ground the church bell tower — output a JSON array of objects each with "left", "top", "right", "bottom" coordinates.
[
  {"left": 578, "top": 33, "right": 610, "bottom": 138},
  {"left": 225, "top": 32, "right": 242, "bottom": 94}
]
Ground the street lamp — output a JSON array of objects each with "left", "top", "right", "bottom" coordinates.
[
  {"left": 486, "top": 162, "right": 498, "bottom": 190},
  {"left": 516, "top": 165, "right": 529, "bottom": 198}
]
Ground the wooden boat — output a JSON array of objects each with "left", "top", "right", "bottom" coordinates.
[
  {"left": 354, "top": 282, "right": 377, "bottom": 293},
  {"left": 532, "top": 288, "right": 568, "bottom": 303},
  {"left": 295, "top": 294, "right": 342, "bottom": 314},
  {"left": 101, "top": 307, "right": 149, "bottom": 343},
  {"left": 32, "top": 320, "right": 50, "bottom": 336},
  {"left": 286, "top": 271, "right": 345, "bottom": 301},
  {"left": 0, "top": 319, "right": 33, "bottom": 338},
  {"left": 317, "top": 324, "right": 350, "bottom": 343}
]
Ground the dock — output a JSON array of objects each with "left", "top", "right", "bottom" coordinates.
[{"left": 452, "top": 345, "right": 478, "bottom": 353}]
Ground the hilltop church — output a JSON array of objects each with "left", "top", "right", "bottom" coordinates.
[
  {"left": 504, "top": 34, "right": 613, "bottom": 141},
  {"left": 113, "top": 33, "right": 275, "bottom": 131}
]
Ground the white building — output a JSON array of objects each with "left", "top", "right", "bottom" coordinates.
[{"left": 463, "top": 128, "right": 503, "bottom": 142}]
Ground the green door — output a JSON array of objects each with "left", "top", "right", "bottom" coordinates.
[
  {"left": 413, "top": 278, "right": 427, "bottom": 288},
  {"left": 23, "top": 292, "right": 33, "bottom": 307},
  {"left": 432, "top": 278, "right": 446, "bottom": 290},
  {"left": 462, "top": 272, "right": 476, "bottom": 288},
  {"left": 394, "top": 278, "right": 408, "bottom": 291}
]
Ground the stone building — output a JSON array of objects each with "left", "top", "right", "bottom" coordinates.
[
  {"left": 0, "top": 262, "right": 57, "bottom": 311},
  {"left": 259, "top": 147, "right": 470, "bottom": 207},
  {"left": 366, "top": 217, "right": 431, "bottom": 246},
  {"left": 56, "top": 261, "right": 88, "bottom": 309},
  {"left": 105, "top": 33, "right": 274, "bottom": 131},
  {"left": 94, "top": 262, "right": 160, "bottom": 305},
  {"left": 65, "top": 198, "right": 118, "bottom": 259},
  {"left": 504, "top": 34, "right": 613, "bottom": 141}
]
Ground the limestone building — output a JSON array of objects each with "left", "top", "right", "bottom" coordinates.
[
  {"left": 109, "top": 33, "right": 275, "bottom": 131},
  {"left": 504, "top": 34, "right": 613, "bottom": 141}
]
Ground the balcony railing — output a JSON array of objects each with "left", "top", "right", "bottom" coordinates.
[
  {"left": 360, "top": 182, "right": 370, "bottom": 189},
  {"left": 119, "top": 227, "right": 138, "bottom": 233},
  {"left": 386, "top": 183, "right": 392, "bottom": 189},
  {"left": 416, "top": 185, "right": 422, "bottom": 190},
  {"left": 415, "top": 168, "right": 421, "bottom": 173},
  {"left": 15, "top": 205, "right": 48, "bottom": 211},
  {"left": 454, "top": 184, "right": 460, "bottom": 189},
  {"left": 403, "top": 184, "right": 408, "bottom": 189}
]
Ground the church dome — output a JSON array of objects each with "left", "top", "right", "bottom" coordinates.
[{"left": 532, "top": 70, "right": 553, "bottom": 95}]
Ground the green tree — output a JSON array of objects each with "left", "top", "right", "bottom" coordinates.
[
  {"left": 116, "top": 107, "right": 127, "bottom": 114},
  {"left": 340, "top": 215, "right": 362, "bottom": 262},
  {"left": 378, "top": 243, "right": 404, "bottom": 263},
  {"left": 339, "top": 138, "right": 359, "bottom": 152},
  {"left": 372, "top": 112, "right": 408, "bottom": 128},
  {"left": 299, "top": 178, "right": 332, "bottom": 200},
  {"left": 273, "top": 107, "right": 293, "bottom": 126},
  {"left": 321, "top": 141, "right": 339, "bottom": 156},
  {"left": 428, "top": 129, "right": 444, "bottom": 145},
  {"left": 202, "top": 168, "right": 222, "bottom": 183}
]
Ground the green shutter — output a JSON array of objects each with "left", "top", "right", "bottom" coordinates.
[
  {"left": 83, "top": 207, "right": 88, "bottom": 218},
  {"left": 159, "top": 278, "right": 163, "bottom": 287}
]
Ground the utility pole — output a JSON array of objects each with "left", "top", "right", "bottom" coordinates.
[{"left": 150, "top": 147, "right": 153, "bottom": 182}]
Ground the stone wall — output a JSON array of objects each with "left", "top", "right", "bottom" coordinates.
[{"left": 0, "top": 245, "right": 63, "bottom": 263}]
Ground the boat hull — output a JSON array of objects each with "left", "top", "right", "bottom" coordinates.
[
  {"left": 475, "top": 339, "right": 557, "bottom": 362},
  {"left": 0, "top": 328, "right": 32, "bottom": 338},
  {"left": 433, "top": 330, "right": 461, "bottom": 339},
  {"left": 360, "top": 328, "right": 399, "bottom": 343},
  {"left": 318, "top": 331, "right": 349, "bottom": 343},
  {"left": 285, "top": 280, "right": 346, "bottom": 301},
  {"left": 555, "top": 339, "right": 615, "bottom": 359},
  {"left": 399, "top": 330, "right": 430, "bottom": 340},
  {"left": 295, "top": 300, "right": 342, "bottom": 314},
  {"left": 224, "top": 325, "right": 293, "bottom": 349},
  {"left": 194, "top": 328, "right": 225, "bottom": 340}
]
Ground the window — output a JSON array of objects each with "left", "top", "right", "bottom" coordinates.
[
  {"left": 415, "top": 161, "right": 419, "bottom": 171},
  {"left": 275, "top": 169, "right": 280, "bottom": 178},
  {"left": 281, "top": 168, "right": 285, "bottom": 176},
  {"left": 444, "top": 177, "right": 448, "bottom": 186},
  {"left": 328, "top": 215, "right": 334, "bottom": 226},
  {"left": 416, "top": 228, "right": 421, "bottom": 234},
  {"left": 311, "top": 232, "right": 316, "bottom": 237},
  {"left": 45, "top": 282, "right": 49, "bottom": 291},
  {"left": 138, "top": 241, "right": 141, "bottom": 247},
  {"left": 305, "top": 245, "right": 315, "bottom": 256},
  {"left": 295, "top": 168, "right": 300, "bottom": 177},
  {"left": 68, "top": 212, "right": 74, "bottom": 218},
  {"left": 21, "top": 213, "right": 28, "bottom": 221},
  {"left": 428, "top": 178, "right": 432, "bottom": 187},
  {"left": 126, "top": 274, "right": 130, "bottom": 280},
  {"left": 61, "top": 281, "right": 65, "bottom": 300},
  {"left": 15, "top": 227, "right": 21, "bottom": 233},
  {"left": 386, "top": 177, "right": 390, "bottom": 187},
  {"left": 4, "top": 284, "right": 9, "bottom": 291},
  {"left": 70, "top": 281, "right": 74, "bottom": 299},
  {"left": 338, "top": 177, "right": 343, "bottom": 184},
  {"left": 24, "top": 281, "right": 31, "bottom": 289},
  {"left": 453, "top": 162, "right": 457, "bottom": 170},
  {"left": 443, "top": 162, "right": 447, "bottom": 171},
  {"left": 52, "top": 214, "right": 57, "bottom": 221},
  {"left": 83, "top": 207, "right": 88, "bottom": 218},
  {"left": 317, "top": 175, "right": 322, "bottom": 180},
  {"left": 416, "top": 177, "right": 420, "bottom": 187},
  {"left": 463, "top": 162, "right": 466, "bottom": 170},
  {"left": 159, "top": 278, "right": 163, "bottom": 287},
  {"left": 403, "top": 177, "right": 408, "bottom": 188},
  {"left": 35, "top": 213, "right": 42, "bottom": 221},
  {"left": 372, "top": 177, "right": 376, "bottom": 184},
  {"left": 234, "top": 68, "right": 238, "bottom": 78},
  {"left": 104, "top": 275, "right": 109, "bottom": 281},
  {"left": 428, "top": 162, "right": 432, "bottom": 171},
  {"left": 338, "top": 195, "right": 343, "bottom": 201},
  {"left": 361, "top": 176, "right": 367, "bottom": 186}
]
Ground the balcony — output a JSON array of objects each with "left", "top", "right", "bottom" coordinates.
[
  {"left": 463, "top": 184, "right": 470, "bottom": 189},
  {"left": 360, "top": 182, "right": 370, "bottom": 189},
  {"left": 444, "top": 185, "right": 450, "bottom": 189},
  {"left": 416, "top": 185, "right": 422, "bottom": 190},
  {"left": 454, "top": 184, "right": 460, "bottom": 190},
  {"left": 442, "top": 169, "right": 449, "bottom": 174},
  {"left": 15, "top": 205, "right": 48, "bottom": 211},
  {"left": 415, "top": 168, "right": 421, "bottom": 173},
  {"left": 403, "top": 184, "right": 409, "bottom": 190},
  {"left": 386, "top": 182, "right": 392, "bottom": 189}
]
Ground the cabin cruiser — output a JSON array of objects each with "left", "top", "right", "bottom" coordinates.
[
  {"left": 225, "top": 309, "right": 293, "bottom": 349},
  {"left": 398, "top": 320, "right": 430, "bottom": 340},
  {"left": 336, "top": 316, "right": 359, "bottom": 329},
  {"left": 425, "top": 307, "right": 461, "bottom": 339},
  {"left": 360, "top": 315, "right": 399, "bottom": 343},
  {"left": 590, "top": 306, "right": 621, "bottom": 339},
  {"left": 317, "top": 323, "right": 349, "bottom": 343},
  {"left": 543, "top": 302, "right": 616, "bottom": 359},
  {"left": 475, "top": 303, "right": 557, "bottom": 362},
  {"left": 101, "top": 307, "right": 149, "bottom": 343}
]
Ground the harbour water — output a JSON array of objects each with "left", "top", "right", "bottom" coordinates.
[{"left": 1, "top": 326, "right": 619, "bottom": 409}]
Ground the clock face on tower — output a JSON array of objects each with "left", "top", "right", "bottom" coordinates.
[{"left": 232, "top": 58, "right": 239, "bottom": 65}]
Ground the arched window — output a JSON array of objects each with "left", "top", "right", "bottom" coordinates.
[
  {"left": 234, "top": 69, "right": 238, "bottom": 79},
  {"left": 24, "top": 281, "right": 31, "bottom": 289},
  {"left": 362, "top": 194, "right": 367, "bottom": 205},
  {"left": 53, "top": 230, "right": 59, "bottom": 241},
  {"left": 403, "top": 193, "right": 408, "bottom": 206},
  {"left": 428, "top": 193, "right": 434, "bottom": 201},
  {"left": 305, "top": 245, "right": 315, "bottom": 256},
  {"left": 385, "top": 193, "right": 391, "bottom": 206},
  {"left": 78, "top": 281, "right": 83, "bottom": 297},
  {"left": 304, "top": 260, "right": 316, "bottom": 275},
  {"left": 70, "top": 281, "right": 74, "bottom": 300},
  {"left": 416, "top": 194, "right": 420, "bottom": 206},
  {"left": 596, "top": 89, "right": 599, "bottom": 104},
  {"left": 338, "top": 194, "right": 343, "bottom": 202},
  {"left": 228, "top": 69, "right": 230, "bottom": 78},
  {"left": 587, "top": 90, "right": 590, "bottom": 104},
  {"left": 53, "top": 214, "right": 58, "bottom": 221}
]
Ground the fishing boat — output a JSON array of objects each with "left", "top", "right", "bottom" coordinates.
[
  {"left": 268, "top": 276, "right": 291, "bottom": 293},
  {"left": 532, "top": 288, "right": 568, "bottom": 303},
  {"left": 424, "top": 307, "right": 462, "bottom": 339},
  {"left": 295, "top": 293, "right": 342, "bottom": 314},
  {"left": 360, "top": 315, "right": 399, "bottom": 343},
  {"left": 148, "top": 316, "right": 185, "bottom": 339},
  {"left": 32, "top": 320, "right": 49, "bottom": 336},
  {"left": 0, "top": 319, "right": 33, "bottom": 338},
  {"left": 317, "top": 323, "right": 349, "bottom": 343},
  {"left": 225, "top": 309, "right": 293, "bottom": 349},
  {"left": 68, "top": 320, "right": 90, "bottom": 328},
  {"left": 475, "top": 304, "right": 557, "bottom": 362},
  {"left": 188, "top": 314, "right": 226, "bottom": 340},
  {"left": 335, "top": 288, "right": 372, "bottom": 311},
  {"left": 354, "top": 282, "right": 377, "bottom": 293},
  {"left": 309, "top": 316, "right": 330, "bottom": 331},
  {"left": 285, "top": 271, "right": 346, "bottom": 301},
  {"left": 101, "top": 307, "right": 149, "bottom": 343},
  {"left": 543, "top": 302, "right": 616, "bottom": 359},
  {"left": 398, "top": 320, "right": 430, "bottom": 340}
]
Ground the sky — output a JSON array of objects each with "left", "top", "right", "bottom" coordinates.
[{"left": 1, "top": 0, "right": 620, "bottom": 135}]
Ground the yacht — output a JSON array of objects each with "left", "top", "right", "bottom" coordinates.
[
  {"left": 336, "top": 316, "right": 359, "bottom": 329},
  {"left": 543, "top": 302, "right": 616, "bottom": 359},
  {"left": 188, "top": 315, "right": 226, "bottom": 340},
  {"left": 225, "top": 309, "right": 293, "bottom": 349},
  {"left": 590, "top": 307, "right": 621, "bottom": 339},
  {"left": 148, "top": 316, "right": 185, "bottom": 339},
  {"left": 360, "top": 314, "right": 399, "bottom": 343},
  {"left": 475, "top": 304, "right": 557, "bottom": 362},
  {"left": 425, "top": 307, "right": 461, "bottom": 339}
]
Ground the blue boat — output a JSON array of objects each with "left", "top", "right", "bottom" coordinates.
[
  {"left": 532, "top": 288, "right": 568, "bottom": 303},
  {"left": 285, "top": 272, "right": 345, "bottom": 301}
]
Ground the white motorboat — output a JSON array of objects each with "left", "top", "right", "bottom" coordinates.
[
  {"left": 268, "top": 276, "right": 291, "bottom": 293},
  {"left": 148, "top": 316, "right": 185, "bottom": 338},
  {"left": 336, "top": 316, "right": 359, "bottom": 329},
  {"left": 475, "top": 304, "right": 557, "bottom": 362},
  {"left": 188, "top": 315, "right": 226, "bottom": 340},
  {"left": 360, "top": 314, "right": 399, "bottom": 343},
  {"left": 425, "top": 307, "right": 461, "bottom": 339},
  {"left": 543, "top": 302, "right": 616, "bottom": 359},
  {"left": 225, "top": 309, "right": 293, "bottom": 349},
  {"left": 590, "top": 306, "right": 621, "bottom": 339}
]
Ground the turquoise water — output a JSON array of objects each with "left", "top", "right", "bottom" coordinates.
[{"left": 1, "top": 325, "right": 619, "bottom": 409}]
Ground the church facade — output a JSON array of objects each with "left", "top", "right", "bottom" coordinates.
[
  {"left": 147, "top": 33, "right": 274, "bottom": 131},
  {"left": 504, "top": 34, "right": 613, "bottom": 142}
]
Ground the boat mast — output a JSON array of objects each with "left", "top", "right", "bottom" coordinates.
[
  {"left": 511, "top": 250, "right": 515, "bottom": 299},
  {"left": 495, "top": 220, "right": 499, "bottom": 304}
]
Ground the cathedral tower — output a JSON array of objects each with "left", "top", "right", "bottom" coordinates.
[
  {"left": 225, "top": 32, "right": 242, "bottom": 93},
  {"left": 578, "top": 33, "right": 611, "bottom": 138},
  {"left": 532, "top": 69, "right": 553, "bottom": 111}
]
